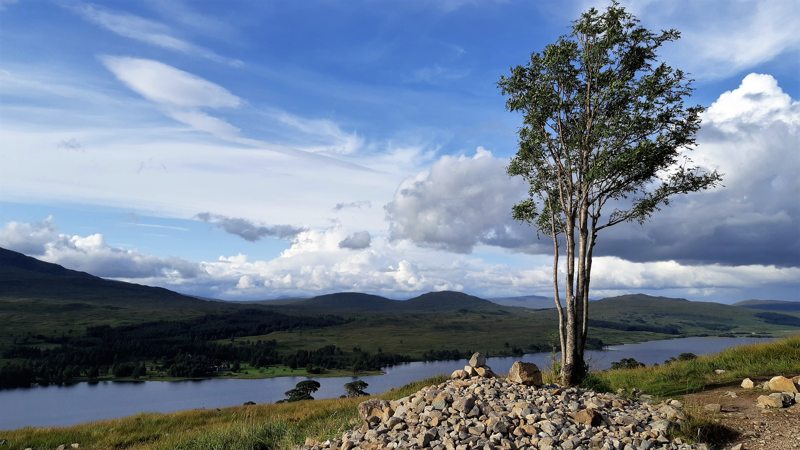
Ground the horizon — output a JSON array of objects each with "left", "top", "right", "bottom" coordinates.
[{"left": 1, "top": 0, "right": 798, "bottom": 302}]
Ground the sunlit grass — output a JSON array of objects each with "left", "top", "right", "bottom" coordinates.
[
  {"left": 0, "top": 376, "right": 447, "bottom": 450},
  {"left": 585, "top": 334, "right": 800, "bottom": 397}
]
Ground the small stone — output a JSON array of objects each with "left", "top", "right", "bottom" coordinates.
[
  {"left": 767, "top": 375, "right": 798, "bottom": 393},
  {"left": 730, "top": 444, "right": 743, "bottom": 450},
  {"left": 572, "top": 408, "right": 602, "bottom": 426},
  {"left": 475, "top": 366, "right": 495, "bottom": 378},
  {"left": 469, "top": 352, "right": 487, "bottom": 368},
  {"left": 741, "top": 378, "right": 755, "bottom": 389},
  {"left": 451, "top": 369, "right": 467, "bottom": 380},
  {"left": 703, "top": 403, "right": 722, "bottom": 413},
  {"left": 714, "top": 369, "right": 726, "bottom": 374},
  {"left": 357, "top": 399, "right": 392, "bottom": 422},
  {"left": 71, "top": 445, "right": 80, "bottom": 449}
]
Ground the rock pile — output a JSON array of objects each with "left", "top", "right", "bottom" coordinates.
[
  {"left": 752, "top": 375, "right": 800, "bottom": 409},
  {"left": 304, "top": 376, "right": 699, "bottom": 449},
  {"left": 451, "top": 353, "right": 496, "bottom": 380}
]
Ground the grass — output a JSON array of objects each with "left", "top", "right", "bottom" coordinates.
[
  {"left": 0, "top": 375, "right": 448, "bottom": 450},
  {"left": 584, "top": 334, "right": 800, "bottom": 397}
]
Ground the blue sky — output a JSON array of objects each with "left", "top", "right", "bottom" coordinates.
[{"left": 0, "top": 0, "right": 798, "bottom": 302}]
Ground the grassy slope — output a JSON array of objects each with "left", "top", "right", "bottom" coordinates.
[
  {"left": 0, "top": 376, "right": 449, "bottom": 450},
  {"left": 3, "top": 337, "right": 799, "bottom": 449},
  {"left": 587, "top": 334, "right": 800, "bottom": 397}
]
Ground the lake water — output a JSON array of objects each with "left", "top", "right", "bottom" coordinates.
[{"left": 0, "top": 336, "right": 770, "bottom": 430}]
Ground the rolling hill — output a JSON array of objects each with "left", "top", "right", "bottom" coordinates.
[{"left": 734, "top": 299, "right": 800, "bottom": 312}]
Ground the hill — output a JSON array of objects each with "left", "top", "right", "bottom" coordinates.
[
  {"left": 734, "top": 299, "right": 800, "bottom": 312},
  {"left": 401, "top": 291, "right": 504, "bottom": 312},
  {"left": 0, "top": 247, "right": 237, "bottom": 345},
  {"left": 489, "top": 294, "right": 559, "bottom": 309}
]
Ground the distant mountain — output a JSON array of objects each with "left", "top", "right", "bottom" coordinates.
[
  {"left": 402, "top": 291, "right": 503, "bottom": 312},
  {"left": 275, "top": 290, "right": 508, "bottom": 314},
  {"left": 734, "top": 299, "right": 800, "bottom": 312},
  {"left": 277, "top": 292, "right": 402, "bottom": 313},
  {"left": 490, "top": 295, "right": 559, "bottom": 310},
  {"left": 0, "top": 246, "right": 225, "bottom": 312}
]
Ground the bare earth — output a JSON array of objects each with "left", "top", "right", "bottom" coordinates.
[{"left": 681, "top": 380, "right": 800, "bottom": 450}]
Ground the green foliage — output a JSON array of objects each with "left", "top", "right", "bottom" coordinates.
[
  {"left": 610, "top": 358, "right": 646, "bottom": 370},
  {"left": 283, "top": 380, "right": 321, "bottom": 402},
  {"left": 343, "top": 380, "right": 369, "bottom": 397},
  {"left": 664, "top": 352, "right": 697, "bottom": 364}
]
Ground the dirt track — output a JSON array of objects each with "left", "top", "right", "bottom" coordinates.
[{"left": 681, "top": 381, "right": 800, "bottom": 450}]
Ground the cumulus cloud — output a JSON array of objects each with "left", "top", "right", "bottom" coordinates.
[
  {"left": 196, "top": 212, "right": 305, "bottom": 241},
  {"left": 0, "top": 216, "right": 57, "bottom": 255},
  {"left": 70, "top": 3, "right": 242, "bottom": 66},
  {"left": 385, "top": 147, "right": 533, "bottom": 253},
  {"left": 385, "top": 74, "right": 799, "bottom": 268},
  {"left": 0, "top": 218, "right": 199, "bottom": 279},
  {"left": 338, "top": 231, "right": 372, "bottom": 249},
  {"left": 595, "top": 73, "right": 800, "bottom": 267}
]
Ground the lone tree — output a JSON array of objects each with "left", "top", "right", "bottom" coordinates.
[
  {"left": 344, "top": 379, "right": 369, "bottom": 397},
  {"left": 283, "top": 379, "right": 321, "bottom": 402},
  {"left": 499, "top": 2, "right": 721, "bottom": 385}
]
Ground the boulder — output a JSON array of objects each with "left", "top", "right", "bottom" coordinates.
[
  {"left": 464, "top": 365, "right": 475, "bottom": 377},
  {"left": 767, "top": 375, "right": 798, "bottom": 393},
  {"left": 572, "top": 408, "right": 602, "bottom": 426},
  {"left": 507, "top": 361, "right": 543, "bottom": 386},
  {"left": 740, "top": 378, "right": 754, "bottom": 389},
  {"left": 756, "top": 394, "right": 783, "bottom": 409},
  {"left": 469, "top": 352, "right": 486, "bottom": 368}
]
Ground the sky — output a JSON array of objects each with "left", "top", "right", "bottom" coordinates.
[{"left": 0, "top": 0, "right": 798, "bottom": 302}]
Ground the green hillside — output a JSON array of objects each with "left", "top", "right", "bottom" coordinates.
[{"left": 2, "top": 248, "right": 798, "bottom": 388}]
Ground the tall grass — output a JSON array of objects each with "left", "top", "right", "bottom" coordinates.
[{"left": 586, "top": 335, "right": 800, "bottom": 396}]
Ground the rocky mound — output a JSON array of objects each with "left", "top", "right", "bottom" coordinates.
[{"left": 303, "top": 376, "right": 700, "bottom": 450}]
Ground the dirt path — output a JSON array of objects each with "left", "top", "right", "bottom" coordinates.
[{"left": 681, "top": 380, "right": 800, "bottom": 450}]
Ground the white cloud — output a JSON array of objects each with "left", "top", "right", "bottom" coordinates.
[
  {"left": 0, "top": 217, "right": 57, "bottom": 255},
  {"left": 2, "top": 217, "right": 797, "bottom": 301},
  {"left": 704, "top": 73, "right": 799, "bottom": 128},
  {"left": 616, "top": 0, "right": 800, "bottom": 79},
  {"left": 101, "top": 57, "right": 240, "bottom": 109},
  {"left": 0, "top": 218, "right": 199, "bottom": 279},
  {"left": 385, "top": 146, "right": 531, "bottom": 253},
  {"left": 70, "top": 3, "right": 243, "bottom": 66}
]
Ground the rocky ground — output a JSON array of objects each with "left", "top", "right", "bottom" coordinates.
[
  {"left": 682, "top": 380, "right": 800, "bottom": 450},
  {"left": 303, "top": 377, "right": 700, "bottom": 450}
]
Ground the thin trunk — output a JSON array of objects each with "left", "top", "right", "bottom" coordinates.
[
  {"left": 562, "top": 216, "right": 578, "bottom": 385},
  {"left": 548, "top": 199, "right": 566, "bottom": 369}
]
